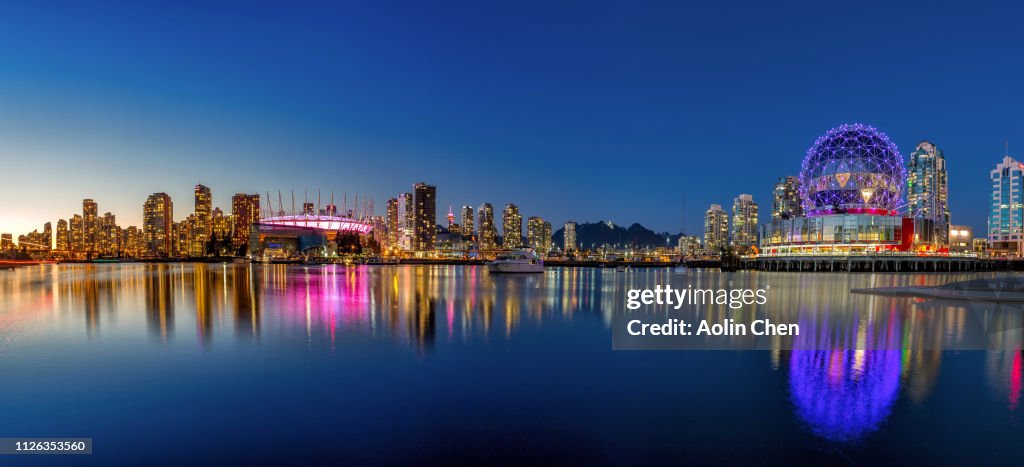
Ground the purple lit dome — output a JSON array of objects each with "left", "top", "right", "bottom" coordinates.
[{"left": 799, "top": 124, "right": 905, "bottom": 216}]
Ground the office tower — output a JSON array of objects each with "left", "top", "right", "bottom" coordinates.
[
  {"left": 564, "top": 221, "right": 577, "bottom": 252},
  {"left": 83, "top": 199, "right": 98, "bottom": 254},
  {"left": 704, "top": 204, "right": 728, "bottom": 253},
  {"left": 231, "top": 193, "right": 260, "bottom": 250},
  {"left": 460, "top": 205, "right": 474, "bottom": 238},
  {"left": 56, "top": 219, "right": 69, "bottom": 251},
  {"left": 502, "top": 203, "right": 522, "bottom": 249},
  {"left": 989, "top": 155, "right": 1024, "bottom": 256},
  {"left": 527, "top": 216, "right": 545, "bottom": 252},
  {"left": 100, "top": 212, "right": 117, "bottom": 256},
  {"left": 772, "top": 176, "right": 803, "bottom": 220},
  {"left": 70, "top": 214, "right": 84, "bottom": 252},
  {"left": 413, "top": 183, "right": 436, "bottom": 251},
  {"left": 194, "top": 184, "right": 212, "bottom": 254},
  {"left": 385, "top": 198, "right": 398, "bottom": 248},
  {"left": 447, "top": 206, "right": 456, "bottom": 231},
  {"left": 478, "top": 203, "right": 497, "bottom": 250},
  {"left": 731, "top": 194, "right": 758, "bottom": 248},
  {"left": 143, "top": 192, "right": 174, "bottom": 257},
  {"left": 907, "top": 141, "right": 950, "bottom": 246}
]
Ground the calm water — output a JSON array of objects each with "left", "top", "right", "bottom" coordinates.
[{"left": 0, "top": 264, "right": 1022, "bottom": 465}]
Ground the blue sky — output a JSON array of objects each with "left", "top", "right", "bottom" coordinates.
[{"left": 1, "top": 1, "right": 1021, "bottom": 237}]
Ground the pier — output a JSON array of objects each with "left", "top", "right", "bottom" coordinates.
[{"left": 741, "top": 254, "right": 982, "bottom": 272}]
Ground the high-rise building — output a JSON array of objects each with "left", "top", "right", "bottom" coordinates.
[
  {"left": 194, "top": 184, "right": 212, "bottom": 254},
  {"left": 460, "top": 205, "right": 474, "bottom": 238},
  {"left": 70, "top": 214, "right": 84, "bottom": 252},
  {"left": 0, "top": 234, "right": 12, "bottom": 251},
  {"left": 100, "top": 212, "right": 118, "bottom": 256},
  {"left": 989, "top": 155, "right": 1024, "bottom": 256},
  {"left": 56, "top": 219, "right": 69, "bottom": 251},
  {"left": 446, "top": 206, "right": 456, "bottom": 231},
  {"left": 396, "top": 192, "right": 413, "bottom": 250},
  {"left": 478, "top": 203, "right": 497, "bottom": 250},
  {"left": 212, "top": 207, "right": 231, "bottom": 240},
  {"left": 83, "top": 199, "right": 98, "bottom": 254},
  {"left": 231, "top": 193, "right": 260, "bottom": 251},
  {"left": 731, "top": 194, "right": 758, "bottom": 248},
  {"left": 385, "top": 198, "right": 399, "bottom": 248},
  {"left": 564, "top": 221, "right": 577, "bottom": 253},
  {"left": 143, "top": 192, "right": 174, "bottom": 257},
  {"left": 907, "top": 141, "right": 950, "bottom": 246},
  {"left": 542, "top": 221, "right": 552, "bottom": 254},
  {"left": 704, "top": 204, "right": 729, "bottom": 254},
  {"left": 502, "top": 204, "right": 522, "bottom": 249},
  {"left": 772, "top": 176, "right": 803, "bottom": 220},
  {"left": 412, "top": 183, "right": 436, "bottom": 251},
  {"left": 42, "top": 222, "right": 52, "bottom": 250},
  {"left": 125, "top": 226, "right": 142, "bottom": 257},
  {"left": 527, "top": 216, "right": 546, "bottom": 253}
]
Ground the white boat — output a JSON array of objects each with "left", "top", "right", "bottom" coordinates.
[{"left": 487, "top": 250, "right": 544, "bottom": 273}]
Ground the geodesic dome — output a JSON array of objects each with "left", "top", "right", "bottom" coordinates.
[{"left": 799, "top": 123, "right": 905, "bottom": 216}]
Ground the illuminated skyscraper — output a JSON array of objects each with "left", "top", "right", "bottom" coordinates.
[
  {"left": 83, "top": 199, "right": 98, "bottom": 254},
  {"left": 907, "top": 141, "right": 950, "bottom": 246},
  {"left": 212, "top": 207, "right": 231, "bottom": 239},
  {"left": 56, "top": 219, "right": 69, "bottom": 251},
  {"left": 143, "top": 192, "right": 174, "bottom": 257},
  {"left": 100, "top": 212, "right": 118, "bottom": 256},
  {"left": 731, "top": 194, "right": 758, "bottom": 248},
  {"left": 478, "top": 203, "right": 497, "bottom": 250},
  {"left": 772, "top": 176, "right": 803, "bottom": 220},
  {"left": 231, "top": 193, "right": 260, "bottom": 251},
  {"left": 989, "top": 154, "right": 1024, "bottom": 256},
  {"left": 413, "top": 183, "right": 436, "bottom": 251},
  {"left": 564, "top": 221, "right": 577, "bottom": 252},
  {"left": 460, "top": 205, "right": 474, "bottom": 238},
  {"left": 194, "top": 184, "right": 212, "bottom": 254},
  {"left": 446, "top": 206, "right": 456, "bottom": 231},
  {"left": 527, "top": 216, "right": 545, "bottom": 252},
  {"left": 70, "top": 214, "right": 84, "bottom": 252},
  {"left": 704, "top": 204, "right": 728, "bottom": 253},
  {"left": 502, "top": 203, "right": 522, "bottom": 249},
  {"left": 385, "top": 197, "right": 399, "bottom": 248}
]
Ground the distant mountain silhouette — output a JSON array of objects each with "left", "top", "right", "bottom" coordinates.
[{"left": 552, "top": 221, "right": 682, "bottom": 250}]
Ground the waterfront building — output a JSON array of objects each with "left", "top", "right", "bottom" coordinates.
[
  {"left": 143, "top": 192, "right": 174, "bottom": 257},
  {"left": 100, "top": 212, "right": 118, "bottom": 256},
  {"left": 478, "top": 203, "right": 497, "bottom": 250},
  {"left": 212, "top": 207, "right": 231, "bottom": 240},
  {"left": 385, "top": 198, "right": 399, "bottom": 248},
  {"left": 194, "top": 184, "right": 212, "bottom": 254},
  {"left": 988, "top": 155, "right": 1024, "bottom": 256},
  {"left": 396, "top": 193, "right": 413, "bottom": 250},
  {"left": 973, "top": 238, "right": 989, "bottom": 257},
  {"left": 83, "top": 199, "right": 98, "bottom": 254},
  {"left": 564, "top": 221, "right": 577, "bottom": 253},
  {"left": 703, "top": 204, "right": 728, "bottom": 253},
  {"left": 678, "top": 235, "right": 702, "bottom": 257},
  {"left": 56, "top": 219, "right": 69, "bottom": 251},
  {"left": 70, "top": 214, "right": 84, "bottom": 252},
  {"left": 460, "top": 205, "right": 474, "bottom": 238},
  {"left": 0, "top": 234, "right": 11, "bottom": 251},
  {"left": 907, "top": 141, "right": 950, "bottom": 246},
  {"left": 413, "top": 183, "right": 436, "bottom": 251},
  {"left": 17, "top": 223, "right": 52, "bottom": 251},
  {"left": 502, "top": 203, "right": 522, "bottom": 249},
  {"left": 731, "top": 194, "right": 758, "bottom": 249},
  {"left": 231, "top": 193, "right": 261, "bottom": 251},
  {"left": 772, "top": 176, "right": 803, "bottom": 220},
  {"left": 948, "top": 225, "right": 972, "bottom": 254},
  {"left": 527, "top": 216, "right": 552, "bottom": 254},
  {"left": 125, "top": 226, "right": 143, "bottom": 257},
  {"left": 761, "top": 124, "right": 914, "bottom": 256}
]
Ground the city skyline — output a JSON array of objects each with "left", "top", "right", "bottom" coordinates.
[{"left": 2, "top": 2, "right": 1023, "bottom": 237}]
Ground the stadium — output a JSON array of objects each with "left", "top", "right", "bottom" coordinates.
[{"left": 249, "top": 213, "right": 374, "bottom": 260}]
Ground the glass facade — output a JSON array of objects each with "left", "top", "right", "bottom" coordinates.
[{"left": 760, "top": 214, "right": 906, "bottom": 255}]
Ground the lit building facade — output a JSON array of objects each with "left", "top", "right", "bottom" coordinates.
[
  {"left": 478, "top": 203, "right": 497, "bottom": 250},
  {"left": 948, "top": 225, "right": 972, "bottom": 253},
  {"left": 772, "top": 176, "right": 803, "bottom": 220},
  {"left": 502, "top": 203, "right": 522, "bottom": 249},
  {"left": 70, "top": 214, "right": 84, "bottom": 252},
  {"left": 56, "top": 219, "right": 69, "bottom": 251},
  {"left": 143, "top": 192, "right": 174, "bottom": 257},
  {"left": 83, "top": 199, "right": 98, "bottom": 254},
  {"left": 731, "top": 194, "right": 758, "bottom": 248},
  {"left": 564, "top": 221, "right": 577, "bottom": 252},
  {"left": 677, "top": 235, "right": 702, "bottom": 257},
  {"left": 460, "top": 205, "right": 474, "bottom": 238},
  {"left": 413, "top": 183, "right": 436, "bottom": 251},
  {"left": 527, "top": 216, "right": 552, "bottom": 254},
  {"left": 396, "top": 193, "right": 413, "bottom": 250},
  {"left": 231, "top": 193, "right": 260, "bottom": 251},
  {"left": 703, "top": 204, "right": 728, "bottom": 253},
  {"left": 385, "top": 198, "right": 398, "bottom": 248},
  {"left": 907, "top": 141, "right": 950, "bottom": 246},
  {"left": 988, "top": 155, "right": 1024, "bottom": 256},
  {"left": 193, "top": 184, "right": 212, "bottom": 255}
]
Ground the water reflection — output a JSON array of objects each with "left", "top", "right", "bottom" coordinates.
[{"left": 1, "top": 264, "right": 1023, "bottom": 447}]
